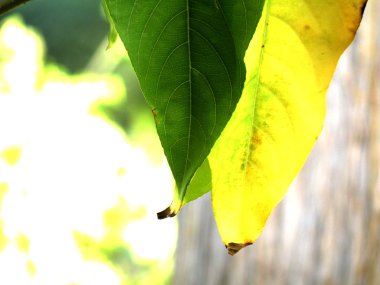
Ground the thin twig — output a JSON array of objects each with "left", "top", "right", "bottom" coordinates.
[{"left": 0, "top": 0, "right": 31, "bottom": 16}]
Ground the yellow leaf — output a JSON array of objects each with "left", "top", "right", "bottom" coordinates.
[{"left": 210, "top": 0, "right": 367, "bottom": 255}]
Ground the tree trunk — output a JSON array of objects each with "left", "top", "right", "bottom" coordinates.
[{"left": 172, "top": 1, "right": 380, "bottom": 284}]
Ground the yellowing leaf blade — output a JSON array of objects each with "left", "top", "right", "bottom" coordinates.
[{"left": 208, "top": 0, "right": 367, "bottom": 254}]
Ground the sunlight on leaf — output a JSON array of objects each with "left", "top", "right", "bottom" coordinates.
[
  {"left": 213, "top": 0, "right": 367, "bottom": 254},
  {"left": 188, "top": 0, "right": 367, "bottom": 255}
]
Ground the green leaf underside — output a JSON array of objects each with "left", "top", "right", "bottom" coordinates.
[
  {"left": 104, "top": 0, "right": 264, "bottom": 212},
  {"left": 182, "top": 158, "right": 211, "bottom": 204}
]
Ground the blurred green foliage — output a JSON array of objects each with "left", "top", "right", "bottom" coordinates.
[
  {"left": 3, "top": 0, "right": 108, "bottom": 72},
  {"left": 3, "top": 0, "right": 152, "bottom": 141},
  {"left": 0, "top": 11, "right": 174, "bottom": 285},
  {"left": 74, "top": 196, "right": 174, "bottom": 285}
]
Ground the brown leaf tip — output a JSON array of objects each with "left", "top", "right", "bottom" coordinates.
[
  {"left": 361, "top": 0, "right": 368, "bottom": 17},
  {"left": 225, "top": 242, "right": 253, "bottom": 256},
  {"left": 157, "top": 206, "right": 178, "bottom": 220}
]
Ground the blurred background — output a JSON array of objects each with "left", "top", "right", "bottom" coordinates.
[{"left": 0, "top": 1, "right": 379, "bottom": 285}]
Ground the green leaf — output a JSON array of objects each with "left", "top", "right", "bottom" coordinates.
[
  {"left": 182, "top": 158, "right": 211, "bottom": 204},
  {"left": 104, "top": 0, "right": 264, "bottom": 216},
  {"left": 187, "top": 0, "right": 367, "bottom": 255}
]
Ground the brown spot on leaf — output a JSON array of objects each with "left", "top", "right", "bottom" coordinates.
[
  {"left": 251, "top": 133, "right": 262, "bottom": 146},
  {"left": 151, "top": 108, "right": 158, "bottom": 125},
  {"left": 304, "top": 24, "right": 310, "bottom": 31},
  {"left": 225, "top": 242, "right": 253, "bottom": 256},
  {"left": 348, "top": 26, "right": 358, "bottom": 35}
]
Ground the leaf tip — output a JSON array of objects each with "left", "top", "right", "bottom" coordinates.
[
  {"left": 157, "top": 201, "right": 182, "bottom": 220},
  {"left": 225, "top": 242, "right": 253, "bottom": 256},
  {"left": 157, "top": 207, "right": 176, "bottom": 219},
  {"left": 361, "top": 0, "right": 368, "bottom": 17}
]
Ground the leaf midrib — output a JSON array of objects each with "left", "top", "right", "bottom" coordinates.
[
  {"left": 242, "top": 0, "right": 271, "bottom": 179},
  {"left": 182, "top": 0, "right": 192, "bottom": 191}
]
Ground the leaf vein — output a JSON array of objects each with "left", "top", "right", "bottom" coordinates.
[
  {"left": 191, "top": 67, "right": 217, "bottom": 136},
  {"left": 189, "top": 28, "right": 233, "bottom": 107},
  {"left": 154, "top": 41, "right": 188, "bottom": 104},
  {"left": 137, "top": 0, "right": 165, "bottom": 67}
]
